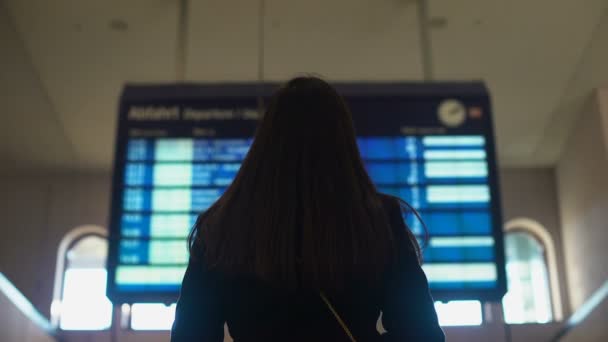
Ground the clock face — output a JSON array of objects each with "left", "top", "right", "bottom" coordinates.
[{"left": 438, "top": 99, "right": 466, "bottom": 127}]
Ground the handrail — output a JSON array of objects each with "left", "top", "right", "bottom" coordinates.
[
  {"left": 549, "top": 279, "right": 608, "bottom": 341},
  {"left": 0, "top": 272, "right": 56, "bottom": 336}
]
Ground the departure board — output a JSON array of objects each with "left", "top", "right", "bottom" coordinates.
[{"left": 108, "top": 83, "right": 506, "bottom": 303}]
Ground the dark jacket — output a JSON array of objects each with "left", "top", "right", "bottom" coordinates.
[{"left": 171, "top": 196, "right": 445, "bottom": 341}]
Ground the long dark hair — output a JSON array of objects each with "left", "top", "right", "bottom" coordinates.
[{"left": 189, "top": 76, "right": 421, "bottom": 290}]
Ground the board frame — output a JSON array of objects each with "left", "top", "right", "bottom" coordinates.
[{"left": 107, "top": 82, "right": 507, "bottom": 304}]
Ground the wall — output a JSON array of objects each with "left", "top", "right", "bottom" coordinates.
[
  {"left": 0, "top": 294, "right": 56, "bottom": 342},
  {"left": 0, "top": 173, "right": 111, "bottom": 316},
  {"left": 556, "top": 88, "right": 608, "bottom": 341},
  {"left": 499, "top": 168, "right": 570, "bottom": 316},
  {"left": 0, "top": 273, "right": 56, "bottom": 342},
  {"left": 500, "top": 168, "right": 561, "bottom": 236},
  {"left": 0, "top": 2, "right": 77, "bottom": 172}
]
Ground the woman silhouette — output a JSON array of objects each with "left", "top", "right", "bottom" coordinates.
[{"left": 171, "top": 77, "right": 444, "bottom": 341}]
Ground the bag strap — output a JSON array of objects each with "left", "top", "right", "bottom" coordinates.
[{"left": 319, "top": 292, "right": 357, "bottom": 342}]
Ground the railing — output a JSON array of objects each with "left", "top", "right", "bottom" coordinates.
[
  {"left": 549, "top": 279, "right": 608, "bottom": 342},
  {"left": 0, "top": 272, "right": 57, "bottom": 341}
]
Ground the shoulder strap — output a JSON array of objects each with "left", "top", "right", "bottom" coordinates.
[{"left": 319, "top": 292, "right": 357, "bottom": 342}]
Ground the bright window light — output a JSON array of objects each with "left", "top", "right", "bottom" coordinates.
[
  {"left": 59, "top": 268, "right": 112, "bottom": 330},
  {"left": 130, "top": 303, "right": 176, "bottom": 330},
  {"left": 434, "top": 300, "right": 483, "bottom": 326},
  {"left": 502, "top": 232, "right": 553, "bottom": 324}
]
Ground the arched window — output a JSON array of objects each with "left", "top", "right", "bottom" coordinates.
[
  {"left": 502, "top": 218, "right": 562, "bottom": 323},
  {"left": 52, "top": 226, "right": 178, "bottom": 331},
  {"left": 51, "top": 226, "right": 113, "bottom": 330}
]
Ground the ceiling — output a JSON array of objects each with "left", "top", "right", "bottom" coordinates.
[{"left": 1, "top": 0, "right": 608, "bottom": 174}]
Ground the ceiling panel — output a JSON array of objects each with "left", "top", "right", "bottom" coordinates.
[
  {"left": 264, "top": 0, "right": 423, "bottom": 81},
  {"left": 4, "top": 0, "right": 180, "bottom": 171},
  {"left": 2, "top": 0, "right": 607, "bottom": 173},
  {"left": 534, "top": 8, "right": 608, "bottom": 164},
  {"left": 186, "top": 0, "right": 260, "bottom": 81},
  {"left": 429, "top": 0, "right": 608, "bottom": 166},
  {"left": 0, "top": 3, "right": 76, "bottom": 173}
]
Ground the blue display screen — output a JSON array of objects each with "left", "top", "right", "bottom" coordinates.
[{"left": 114, "top": 135, "right": 497, "bottom": 293}]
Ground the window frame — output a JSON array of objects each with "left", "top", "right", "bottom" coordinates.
[
  {"left": 503, "top": 218, "right": 562, "bottom": 321},
  {"left": 51, "top": 225, "right": 110, "bottom": 329}
]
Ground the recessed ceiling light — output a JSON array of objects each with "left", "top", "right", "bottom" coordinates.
[
  {"left": 428, "top": 16, "right": 448, "bottom": 29},
  {"left": 109, "top": 19, "right": 128, "bottom": 32}
]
